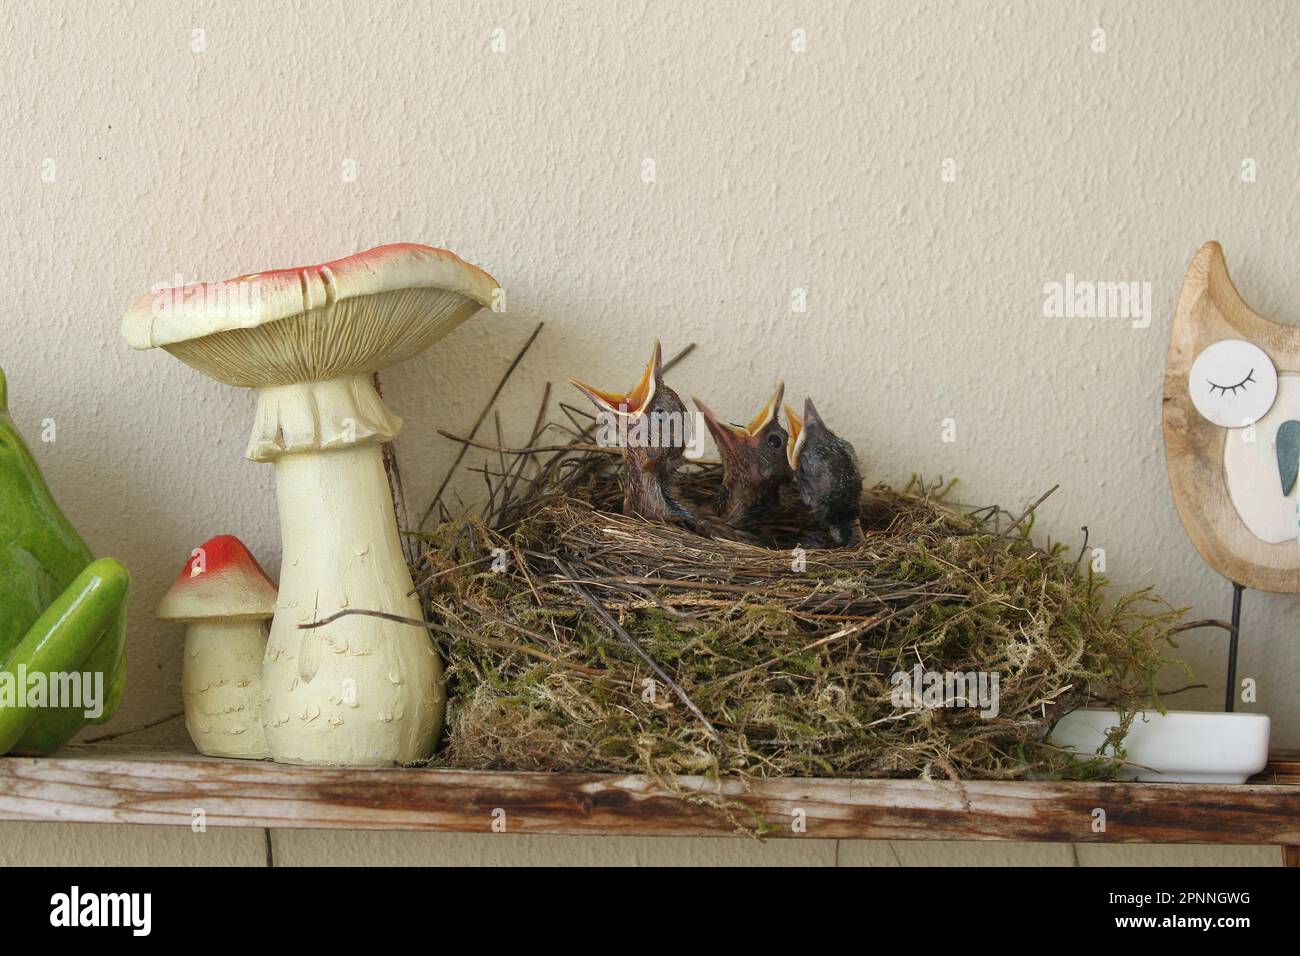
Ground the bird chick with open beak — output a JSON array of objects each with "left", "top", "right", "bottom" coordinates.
[
  {"left": 785, "top": 398, "right": 864, "bottom": 547},
  {"left": 694, "top": 382, "right": 792, "bottom": 531},
  {"left": 571, "top": 340, "right": 693, "bottom": 523}
]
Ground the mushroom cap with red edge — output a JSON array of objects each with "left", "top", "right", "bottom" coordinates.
[
  {"left": 120, "top": 243, "right": 500, "bottom": 388},
  {"left": 156, "top": 535, "right": 279, "bottom": 623}
]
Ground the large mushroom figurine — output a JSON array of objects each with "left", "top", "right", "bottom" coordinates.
[
  {"left": 122, "top": 244, "right": 499, "bottom": 766},
  {"left": 158, "top": 535, "right": 276, "bottom": 759}
]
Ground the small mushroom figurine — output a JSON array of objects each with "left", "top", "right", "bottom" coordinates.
[{"left": 157, "top": 535, "right": 276, "bottom": 760}]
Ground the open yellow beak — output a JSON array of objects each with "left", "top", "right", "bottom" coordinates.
[
  {"left": 744, "top": 381, "right": 784, "bottom": 436},
  {"left": 784, "top": 401, "right": 805, "bottom": 470},
  {"left": 696, "top": 381, "right": 787, "bottom": 473},
  {"left": 571, "top": 339, "right": 661, "bottom": 417},
  {"left": 692, "top": 396, "right": 739, "bottom": 441},
  {"left": 696, "top": 381, "right": 784, "bottom": 442}
]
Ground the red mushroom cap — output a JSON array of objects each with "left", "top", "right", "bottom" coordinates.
[
  {"left": 156, "top": 534, "right": 278, "bottom": 623},
  {"left": 120, "top": 242, "right": 499, "bottom": 354}
]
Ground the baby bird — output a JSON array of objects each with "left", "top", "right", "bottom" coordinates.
[
  {"left": 694, "top": 382, "right": 792, "bottom": 531},
  {"left": 571, "top": 340, "right": 693, "bottom": 522},
  {"left": 785, "top": 397, "right": 864, "bottom": 547}
]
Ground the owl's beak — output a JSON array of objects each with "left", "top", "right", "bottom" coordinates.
[
  {"left": 1277, "top": 420, "right": 1300, "bottom": 496},
  {"left": 571, "top": 339, "right": 662, "bottom": 418}
]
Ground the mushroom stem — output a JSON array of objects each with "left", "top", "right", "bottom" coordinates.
[
  {"left": 261, "top": 435, "right": 442, "bottom": 767},
  {"left": 182, "top": 619, "right": 270, "bottom": 759}
]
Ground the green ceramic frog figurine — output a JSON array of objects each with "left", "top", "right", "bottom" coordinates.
[{"left": 0, "top": 366, "right": 128, "bottom": 754}]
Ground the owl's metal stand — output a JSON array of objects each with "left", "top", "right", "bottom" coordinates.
[{"left": 1225, "top": 582, "right": 1243, "bottom": 713}]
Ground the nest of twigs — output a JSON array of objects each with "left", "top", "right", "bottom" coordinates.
[
  {"left": 407, "top": 437, "right": 1183, "bottom": 791},
  {"left": 373, "top": 335, "right": 1187, "bottom": 813}
]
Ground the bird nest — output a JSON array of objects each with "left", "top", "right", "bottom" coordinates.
[{"left": 407, "top": 436, "right": 1185, "bottom": 796}]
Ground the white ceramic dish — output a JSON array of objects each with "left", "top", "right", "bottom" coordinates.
[{"left": 1048, "top": 709, "right": 1271, "bottom": 784}]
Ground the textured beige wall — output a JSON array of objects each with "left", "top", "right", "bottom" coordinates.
[{"left": 1, "top": 0, "right": 1296, "bottom": 866}]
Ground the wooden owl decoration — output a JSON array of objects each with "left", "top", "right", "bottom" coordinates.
[{"left": 1164, "top": 241, "right": 1300, "bottom": 592}]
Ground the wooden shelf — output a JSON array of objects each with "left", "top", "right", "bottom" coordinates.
[{"left": 1, "top": 746, "right": 1298, "bottom": 851}]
